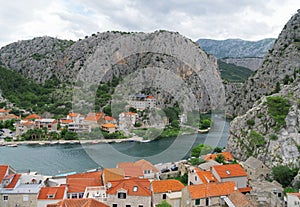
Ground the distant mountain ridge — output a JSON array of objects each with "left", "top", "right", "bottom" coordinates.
[{"left": 197, "top": 38, "right": 276, "bottom": 58}]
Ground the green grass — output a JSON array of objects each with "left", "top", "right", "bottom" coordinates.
[{"left": 218, "top": 60, "right": 253, "bottom": 82}]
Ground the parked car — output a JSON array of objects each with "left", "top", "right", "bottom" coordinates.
[
  {"left": 161, "top": 168, "right": 170, "bottom": 173},
  {"left": 171, "top": 165, "right": 178, "bottom": 171}
]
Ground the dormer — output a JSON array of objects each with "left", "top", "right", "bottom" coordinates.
[{"left": 2, "top": 174, "right": 15, "bottom": 187}]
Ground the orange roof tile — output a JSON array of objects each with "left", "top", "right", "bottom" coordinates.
[
  {"left": 5, "top": 174, "right": 21, "bottom": 189},
  {"left": 152, "top": 180, "right": 185, "bottom": 193},
  {"left": 228, "top": 191, "right": 256, "bottom": 207},
  {"left": 84, "top": 112, "right": 104, "bottom": 122},
  {"left": 187, "top": 182, "right": 236, "bottom": 199},
  {"left": 102, "top": 123, "right": 117, "bottom": 128},
  {"left": 205, "top": 152, "right": 234, "bottom": 162},
  {"left": 0, "top": 165, "right": 9, "bottom": 183},
  {"left": 213, "top": 164, "right": 247, "bottom": 178},
  {"left": 68, "top": 113, "right": 80, "bottom": 117},
  {"left": 122, "top": 166, "right": 144, "bottom": 178},
  {"left": 134, "top": 159, "right": 159, "bottom": 173},
  {"left": 117, "top": 162, "right": 135, "bottom": 168},
  {"left": 66, "top": 171, "right": 103, "bottom": 193},
  {"left": 0, "top": 108, "right": 11, "bottom": 113},
  {"left": 24, "top": 114, "right": 41, "bottom": 120},
  {"left": 60, "top": 119, "right": 74, "bottom": 124},
  {"left": 238, "top": 187, "right": 252, "bottom": 193},
  {"left": 196, "top": 169, "right": 217, "bottom": 184},
  {"left": 146, "top": 95, "right": 154, "bottom": 99},
  {"left": 104, "top": 116, "right": 115, "bottom": 121},
  {"left": 107, "top": 178, "right": 151, "bottom": 197},
  {"left": 52, "top": 198, "right": 109, "bottom": 207},
  {"left": 103, "top": 168, "right": 124, "bottom": 184},
  {"left": 38, "top": 186, "right": 66, "bottom": 200}
]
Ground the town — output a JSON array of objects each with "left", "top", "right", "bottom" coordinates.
[{"left": 0, "top": 149, "right": 295, "bottom": 207}]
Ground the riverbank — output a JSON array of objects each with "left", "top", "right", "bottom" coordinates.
[{"left": 0, "top": 136, "right": 145, "bottom": 146}]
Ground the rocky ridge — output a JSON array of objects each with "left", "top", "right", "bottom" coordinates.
[{"left": 220, "top": 57, "right": 263, "bottom": 71}]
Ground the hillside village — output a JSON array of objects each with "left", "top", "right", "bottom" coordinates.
[
  {"left": 0, "top": 150, "right": 296, "bottom": 207},
  {"left": 0, "top": 94, "right": 166, "bottom": 143}
]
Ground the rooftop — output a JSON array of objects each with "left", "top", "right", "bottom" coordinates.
[
  {"left": 38, "top": 186, "right": 66, "bottom": 200},
  {"left": 205, "top": 151, "right": 234, "bottom": 162},
  {"left": 103, "top": 168, "right": 124, "bottom": 185},
  {"left": 50, "top": 198, "right": 109, "bottom": 207},
  {"left": 213, "top": 164, "right": 247, "bottom": 178},
  {"left": 66, "top": 171, "right": 103, "bottom": 193},
  {"left": 106, "top": 178, "right": 151, "bottom": 197},
  {"left": 152, "top": 179, "right": 184, "bottom": 193},
  {"left": 196, "top": 169, "right": 217, "bottom": 184},
  {"left": 5, "top": 174, "right": 21, "bottom": 189},
  {"left": 228, "top": 190, "right": 256, "bottom": 207},
  {"left": 187, "top": 181, "right": 236, "bottom": 199}
]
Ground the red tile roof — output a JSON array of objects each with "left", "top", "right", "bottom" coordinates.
[
  {"left": 116, "top": 162, "right": 143, "bottom": 178},
  {"left": 68, "top": 113, "right": 80, "bottom": 117},
  {"left": 0, "top": 108, "right": 11, "bottom": 113},
  {"left": 24, "top": 114, "right": 41, "bottom": 120},
  {"left": 228, "top": 190, "right": 256, "bottom": 207},
  {"left": 103, "top": 168, "right": 124, "bottom": 185},
  {"left": 38, "top": 186, "right": 66, "bottom": 200},
  {"left": 66, "top": 171, "right": 103, "bottom": 193},
  {"left": 106, "top": 178, "right": 151, "bottom": 197},
  {"left": 205, "top": 152, "right": 234, "bottom": 162},
  {"left": 51, "top": 198, "right": 109, "bottom": 207},
  {"left": 117, "top": 162, "right": 135, "bottom": 168},
  {"left": 104, "top": 116, "right": 115, "bottom": 121},
  {"left": 102, "top": 123, "right": 117, "bottom": 128},
  {"left": 5, "top": 174, "right": 21, "bottom": 189},
  {"left": 196, "top": 169, "right": 217, "bottom": 184},
  {"left": 187, "top": 182, "right": 236, "bottom": 199},
  {"left": 0, "top": 165, "right": 9, "bottom": 183},
  {"left": 134, "top": 159, "right": 159, "bottom": 173},
  {"left": 84, "top": 112, "right": 104, "bottom": 122},
  {"left": 60, "top": 119, "right": 74, "bottom": 124},
  {"left": 238, "top": 187, "right": 252, "bottom": 193},
  {"left": 288, "top": 193, "right": 300, "bottom": 199},
  {"left": 152, "top": 180, "right": 184, "bottom": 193},
  {"left": 213, "top": 164, "right": 247, "bottom": 178}
]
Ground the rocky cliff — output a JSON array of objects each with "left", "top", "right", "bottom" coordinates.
[
  {"left": 221, "top": 57, "right": 263, "bottom": 71},
  {"left": 0, "top": 31, "right": 225, "bottom": 113},
  {"left": 197, "top": 38, "right": 275, "bottom": 58},
  {"left": 227, "top": 10, "right": 300, "bottom": 167}
]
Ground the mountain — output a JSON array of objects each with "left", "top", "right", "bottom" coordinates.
[
  {"left": 197, "top": 38, "right": 276, "bottom": 58},
  {"left": 227, "top": 10, "right": 300, "bottom": 168},
  {"left": 220, "top": 57, "right": 263, "bottom": 71},
  {"left": 0, "top": 30, "right": 225, "bottom": 114},
  {"left": 218, "top": 60, "right": 253, "bottom": 82}
]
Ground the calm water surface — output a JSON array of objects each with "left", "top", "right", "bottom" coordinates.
[{"left": 0, "top": 117, "right": 229, "bottom": 175}]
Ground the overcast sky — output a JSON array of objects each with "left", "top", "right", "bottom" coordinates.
[{"left": 0, "top": 0, "right": 299, "bottom": 47}]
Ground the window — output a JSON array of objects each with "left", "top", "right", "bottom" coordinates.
[
  {"left": 48, "top": 194, "right": 54, "bottom": 199},
  {"left": 126, "top": 205, "right": 131, "bottom": 207},
  {"left": 118, "top": 192, "right": 126, "bottom": 199},
  {"left": 205, "top": 198, "right": 210, "bottom": 206},
  {"left": 195, "top": 176, "right": 197, "bottom": 181},
  {"left": 195, "top": 199, "right": 200, "bottom": 205},
  {"left": 162, "top": 194, "right": 166, "bottom": 199},
  {"left": 71, "top": 194, "right": 77, "bottom": 198},
  {"left": 138, "top": 205, "right": 143, "bottom": 207},
  {"left": 112, "top": 204, "right": 117, "bottom": 207},
  {"left": 3, "top": 195, "right": 8, "bottom": 201},
  {"left": 133, "top": 186, "right": 138, "bottom": 192},
  {"left": 23, "top": 195, "right": 28, "bottom": 201},
  {"left": 79, "top": 193, "right": 84, "bottom": 198}
]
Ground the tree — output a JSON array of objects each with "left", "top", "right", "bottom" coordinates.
[
  {"left": 213, "top": 146, "right": 223, "bottom": 153},
  {"left": 215, "top": 154, "right": 225, "bottom": 164},
  {"left": 157, "top": 200, "right": 172, "bottom": 207},
  {"left": 272, "top": 165, "right": 296, "bottom": 187},
  {"left": 191, "top": 144, "right": 212, "bottom": 158}
]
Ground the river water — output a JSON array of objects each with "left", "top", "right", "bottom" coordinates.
[{"left": 0, "top": 117, "right": 229, "bottom": 175}]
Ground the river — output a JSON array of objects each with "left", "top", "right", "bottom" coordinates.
[{"left": 0, "top": 117, "right": 229, "bottom": 176}]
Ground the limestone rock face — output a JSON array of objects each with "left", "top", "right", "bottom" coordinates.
[{"left": 0, "top": 31, "right": 225, "bottom": 112}]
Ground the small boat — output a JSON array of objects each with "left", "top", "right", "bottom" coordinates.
[
  {"left": 7, "top": 144, "right": 18, "bottom": 147},
  {"left": 140, "top": 139, "right": 151, "bottom": 143}
]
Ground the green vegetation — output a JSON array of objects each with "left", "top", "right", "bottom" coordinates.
[
  {"left": 218, "top": 60, "right": 253, "bottom": 82},
  {"left": 248, "top": 130, "right": 266, "bottom": 147},
  {"left": 186, "top": 111, "right": 212, "bottom": 130},
  {"left": 31, "top": 53, "right": 46, "bottom": 61},
  {"left": 266, "top": 96, "right": 291, "bottom": 131},
  {"left": 246, "top": 119, "right": 255, "bottom": 126},
  {"left": 0, "top": 119, "right": 16, "bottom": 131},
  {"left": 269, "top": 134, "right": 278, "bottom": 141},
  {"left": 173, "top": 173, "right": 188, "bottom": 186},
  {"left": 215, "top": 154, "right": 225, "bottom": 164},
  {"left": 157, "top": 200, "right": 172, "bottom": 207},
  {"left": 213, "top": 146, "right": 223, "bottom": 153},
  {"left": 272, "top": 165, "right": 298, "bottom": 188},
  {"left": 191, "top": 143, "right": 212, "bottom": 157},
  {"left": 189, "top": 157, "right": 206, "bottom": 166}
]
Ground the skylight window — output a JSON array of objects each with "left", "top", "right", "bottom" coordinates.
[
  {"left": 226, "top": 170, "right": 231, "bottom": 175},
  {"left": 133, "top": 186, "right": 138, "bottom": 192}
]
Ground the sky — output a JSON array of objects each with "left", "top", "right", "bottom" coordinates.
[{"left": 0, "top": 0, "right": 299, "bottom": 47}]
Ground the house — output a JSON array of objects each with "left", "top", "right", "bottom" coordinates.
[
  {"left": 151, "top": 179, "right": 184, "bottom": 207},
  {"left": 48, "top": 198, "right": 109, "bottom": 207},
  {"left": 106, "top": 178, "right": 152, "bottom": 207},
  {"left": 197, "top": 159, "right": 221, "bottom": 171},
  {"left": 225, "top": 190, "right": 256, "bottom": 207},
  {"left": 116, "top": 162, "right": 144, "bottom": 179},
  {"left": 204, "top": 151, "right": 235, "bottom": 163},
  {"left": 242, "top": 156, "right": 270, "bottom": 180},
  {"left": 103, "top": 116, "right": 117, "bottom": 124},
  {"left": 101, "top": 123, "right": 118, "bottom": 133},
  {"left": 0, "top": 172, "right": 43, "bottom": 207},
  {"left": 287, "top": 192, "right": 300, "bottom": 207},
  {"left": 102, "top": 168, "right": 124, "bottom": 186},
  {"left": 211, "top": 164, "right": 251, "bottom": 193},
  {"left": 67, "top": 112, "right": 84, "bottom": 123},
  {"left": 0, "top": 108, "right": 10, "bottom": 117},
  {"left": 181, "top": 181, "right": 236, "bottom": 207},
  {"left": 15, "top": 120, "right": 35, "bottom": 136},
  {"left": 0, "top": 113, "right": 20, "bottom": 121},
  {"left": 37, "top": 186, "right": 67, "bottom": 207},
  {"left": 119, "top": 112, "right": 138, "bottom": 131},
  {"left": 134, "top": 159, "right": 160, "bottom": 179},
  {"left": 24, "top": 113, "right": 41, "bottom": 120},
  {"left": 128, "top": 94, "right": 157, "bottom": 110},
  {"left": 188, "top": 167, "right": 217, "bottom": 185},
  {"left": 66, "top": 171, "right": 103, "bottom": 199},
  {"left": 35, "top": 119, "right": 58, "bottom": 131},
  {"left": 84, "top": 186, "right": 107, "bottom": 202},
  {"left": 84, "top": 112, "right": 104, "bottom": 128}
]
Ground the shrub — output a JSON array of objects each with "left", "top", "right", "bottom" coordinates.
[
  {"left": 189, "top": 158, "right": 206, "bottom": 166},
  {"left": 272, "top": 165, "right": 297, "bottom": 187},
  {"left": 246, "top": 119, "right": 255, "bottom": 126},
  {"left": 269, "top": 134, "right": 278, "bottom": 140},
  {"left": 191, "top": 144, "right": 212, "bottom": 157},
  {"left": 249, "top": 130, "right": 266, "bottom": 147}
]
